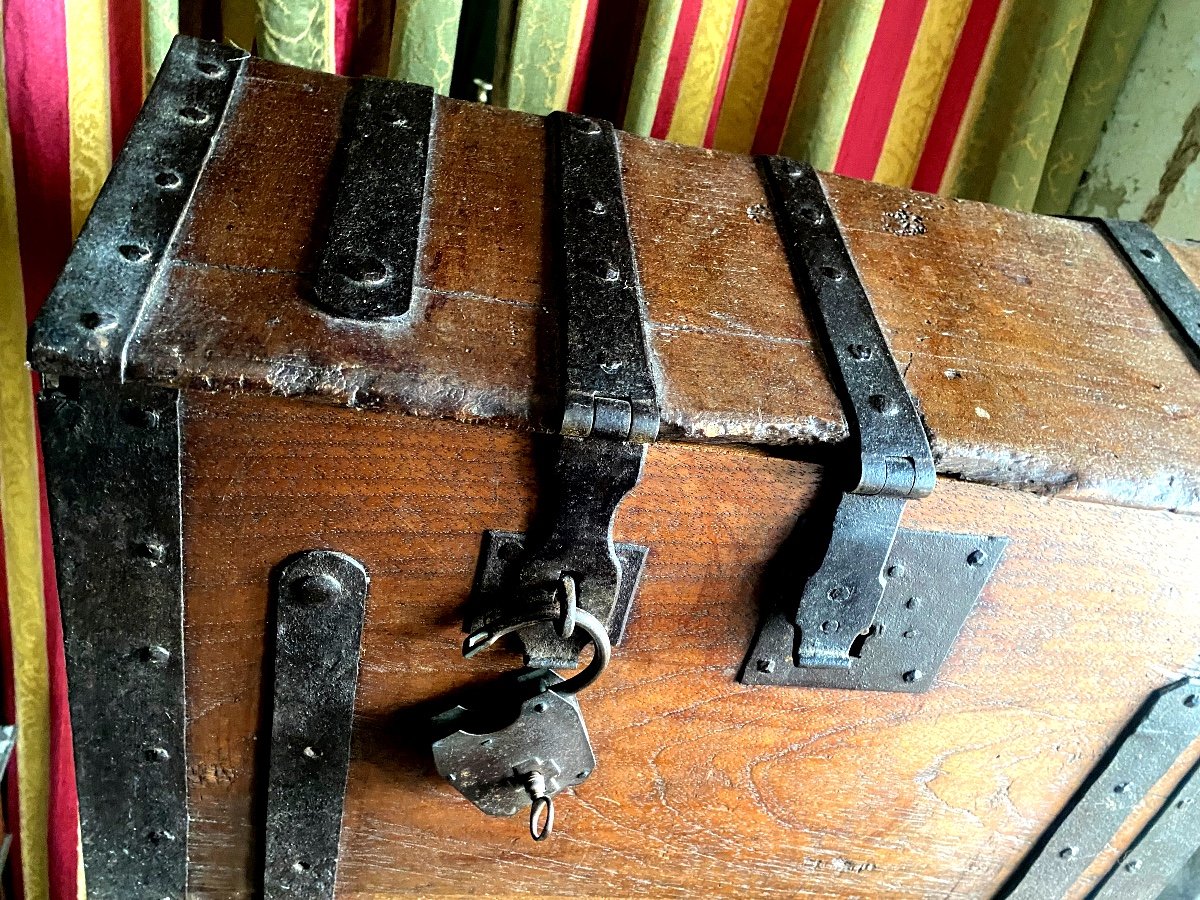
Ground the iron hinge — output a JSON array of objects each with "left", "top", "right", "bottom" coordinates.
[
  {"left": 742, "top": 159, "right": 1006, "bottom": 690},
  {"left": 464, "top": 111, "right": 659, "bottom": 668}
]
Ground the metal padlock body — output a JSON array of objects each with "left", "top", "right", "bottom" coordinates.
[{"left": 431, "top": 669, "right": 596, "bottom": 816}]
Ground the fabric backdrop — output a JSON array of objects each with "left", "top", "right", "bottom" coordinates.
[{"left": 0, "top": 0, "right": 1195, "bottom": 896}]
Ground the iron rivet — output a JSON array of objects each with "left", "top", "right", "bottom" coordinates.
[
  {"left": 134, "top": 539, "right": 166, "bottom": 563},
  {"left": 1114, "top": 782, "right": 1132, "bottom": 794},
  {"left": 1184, "top": 694, "right": 1199, "bottom": 708},
  {"left": 448, "top": 772, "right": 458, "bottom": 782},
  {"left": 292, "top": 861, "right": 310, "bottom": 874},
  {"left": 1139, "top": 247, "right": 1158, "bottom": 261},
  {"left": 902, "top": 630, "right": 918, "bottom": 639},
  {"left": 799, "top": 204, "right": 825, "bottom": 224},
  {"left": 828, "top": 585, "right": 853, "bottom": 602},
  {"left": 906, "top": 597, "right": 922, "bottom": 610},
  {"left": 577, "top": 770, "right": 589, "bottom": 779},
  {"left": 1178, "top": 798, "right": 1194, "bottom": 809},
  {"left": 603, "top": 265, "right": 620, "bottom": 282},
  {"left": 145, "top": 645, "right": 170, "bottom": 665},
  {"left": 302, "top": 746, "right": 318, "bottom": 759},
  {"left": 293, "top": 573, "right": 343, "bottom": 605},
  {"left": 155, "top": 171, "right": 182, "bottom": 189},
  {"left": 179, "top": 106, "right": 210, "bottom": 124},
  {"left": 869, "top": 394, "right": 899, "bottom": 416},
  {"left": 967, "top": 549, "right": 987, "bottom": 567},
  {"left": 820, "top": 265, "right": 844, "bottom": 282},
  {"left": 533, "top": 701, "right": 547, "bottom": 713},
  {"left": 480, "top": 738, "right": 493, "bottom": 747},
  {"left": 147, "top": 829, "right": 175, "bottom": 844},
  {"left": 147, "top": 747, "right": 170, "bottom": 761},
  {"left": 391, "top": 116, "right": 408, "bottom": 128},
  {"left": 79, "top": 311, "right": 106, "bottom": 330},
  {"left": 756, "top": 658, "right": 776, "bottom": 674},
  {"left": 1058, "top": 847, "right": 1077, "bottom": 860},
  {"left": 902, "top": 669, "right": 923, "bottom": 683},
  {"left": 579, "top": 119, "right": 602, "bottom": 135},
  {"left": 590, "top": 199, "right": 606, "bottom": 214},
  {"left": 196, "top": 59, "right": 224, "bottom": 78},
  {"left": 120, "top": 402, "right": 161, "bottom": 428},
  {"left": 119, "top": 243, "right": 151, "bottom": 263},
  {"left": 344, "top": 256, "right": 388, "bottom": 286},
  {"left": 848, "top": 344, "right": 873, "bottom": 361},
  {"left": 887, "top": 564, "right": 906, "bottom": 578},
  {"left": 821, "top": 620, "right": 839, "bottom": 633},
  {"left": 1124, "top": 858, "right": 1142, "bottom": 873}
]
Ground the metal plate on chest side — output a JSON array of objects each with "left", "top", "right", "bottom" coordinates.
[
  {"left": 741, "top": 532, "right": 1007, "bottom": 692},
  {"left": 263, "top": 550, "right": 369, "bottom": 900},
  {"left": 468, "top": 529, "right": 647, "bottom": 669},
  {"left": 998, "top": 677, "right": 1200, "bottom": 900},
  {"left": 39, "top": 380, "right": 187, "bottom": 899}
]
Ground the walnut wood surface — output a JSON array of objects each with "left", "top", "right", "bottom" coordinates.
[
  {"left": 117, "top": 57, "right": 1200, "bottom": 514},
  {"left": 181, "top": 391, "right": 1200, "bottom": 898}
]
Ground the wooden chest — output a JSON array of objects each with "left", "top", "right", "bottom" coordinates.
[{"left": 29, "top": 36, "right": 1200, "bottom": 900}]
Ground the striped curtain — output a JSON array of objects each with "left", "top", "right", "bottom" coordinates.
[{"left": 0, "top": 0, "right": 1194, "bottom": 897}]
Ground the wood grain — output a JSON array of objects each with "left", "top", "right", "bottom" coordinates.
[
  {"left": 181, "top": 391, "right": 1200, "bottom": 898},
  {"left": 117, "top": 57, "right": 1200, "bottom": 514}
]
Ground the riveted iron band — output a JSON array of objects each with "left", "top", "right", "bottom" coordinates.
[{"left": 29, "top": 36, "right": 246, "bottom": 379}]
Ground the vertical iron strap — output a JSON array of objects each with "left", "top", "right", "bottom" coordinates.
[
  {"left": 40, "top": 382, "right": 187, "bottom": 899},
  {"left": 314, "top": 79, "right": 434, "bottom": 320},
  {"left": 1088, "top": 218, "right": 1200, "bottom": 363},
  {"left": 263, "top": 551, "right": 369, "bottom": 900},
  {"left": 549, "top": 111, "right": 659, "bottom": 443},
  {"left": 29, "top": 37, "right": 246, "bottom": 379}
]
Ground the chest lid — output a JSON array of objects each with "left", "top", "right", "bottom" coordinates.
[{"left": 29, "top": 36, "right": 1200, "bottom": 515}]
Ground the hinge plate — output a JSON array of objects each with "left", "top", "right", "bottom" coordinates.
[{"left": 742, "top": 531, "right": 1007, "bottom": 691}]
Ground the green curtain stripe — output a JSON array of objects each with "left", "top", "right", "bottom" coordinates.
[
  {"left": 143, "top": 0, "right": 179, "bottom": 87},
  {"left": 778, "top": 0, "right": 884, "bottom": 170},
  {"left": 947, "top": 0, "right": 1093, "bottom": 210},
  {"left": 1034, "top": 0, "right": 1157, "bottom": 214},
  {"left": 624, "top": 0, "right": 684, "bottom": 135},
  {"left": 496, "top": 0, "right": 584, "bottom": 114},
  {"left": 257, "top": 0, "right": 335, "bottom": 72},
  {"left": 388, "top": 0, "right": 464, "bottom": 93}
]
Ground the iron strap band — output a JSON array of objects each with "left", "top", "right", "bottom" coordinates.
[
  {"left": 998, "top": 677, "right": 1200, "bottom": 900},
  {"left": 29, "top": 36, "right": 247, "bottom": 379},
  {"left": 263, "top": 551, "right": 369, "bottom": 900},
  {"left": 548, "top": 111, "right": 660, "bottom": 443},
  {"left": 40, "top": 382, "right": 188, "bottom": 899},
  {"left": 314, "top": 79, "right": 434, "bottom": 320},
  {"left": 1083, "top": 217, "right": 1200, "bottom": 364}
]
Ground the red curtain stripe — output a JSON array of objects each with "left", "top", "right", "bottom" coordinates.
[
  {"left": 650, "top": 0, "right": 703, "bottom": 139},
  {"left": 751, "top": 0, "right": 822, "bottom": 155},
  {"left": 702, "top": 0, "right": 749, "bottom": 147}
]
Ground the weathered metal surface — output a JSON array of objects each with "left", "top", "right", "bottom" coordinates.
[
  {"left": 549, "top": 110, "right": 659, "bottom": 444},
  {"left": 1092, "top": 758, "right": 1200, "bottom": 900},
  {"left": 998, "top": 677, "right": 1200, "bottom": 899},
  {"left": 39, "top": 380, "right": 187, "bottom": 899},
  {"left": 263, "top": 550, "right": 369, "bottom": 900},
  {"left": 314, "top": 78, "right": 433, "bottom": 320},
  {"left": 741, "top": 532, "right": 1007, "bottom": 691},
  {"left": 28, "top": 36, "right": 245, "bottom": 378},
  {"left": 1091, "top": 218, "right": 1200, "bottom": 365},
  {"left": 467, "top": 529, "right": 645, "bottom": 669},
  {"left": 431, "top": 670, "right": 596, "bottom": 823}
]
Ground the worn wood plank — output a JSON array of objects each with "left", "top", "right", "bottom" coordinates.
[
  {"left": 181, "top": 391, "right": 1200, "bottom": 898},
  {"left": 117, "top": 57, "right": 1200, "bottom": 513}
]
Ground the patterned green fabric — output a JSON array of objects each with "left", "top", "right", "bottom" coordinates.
[
  {"left": 948, "top": 0, "right": 1093, "bottom": 210},
  {"left": 496, "top": 0, "right": 585, "bottom": 114},
  {"left": 257, "top": 0, "right": 334, "bottom": 72},
  {"left": 624, "top": 0, "right": 683, "bottom": 135},
  {"left": 144, "top": 0, "right": 179, "bottom": 85},
  {"left": 389, "top": 0, "right": 464, "bottom": 93},
  {"left": 1034, "top": 0, "right": 1158, "bottom": 214}
]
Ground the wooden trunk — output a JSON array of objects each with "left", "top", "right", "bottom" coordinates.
[{"left": 29, "top": 37, "right": 1200, "bottom": 900}]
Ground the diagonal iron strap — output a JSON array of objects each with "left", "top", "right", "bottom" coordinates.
[
  {"left": 755, "top": 158, "right": 935, "bottom": 670},
  {"left": 263, "top": 551, "right": 369, "bottom": 900},
  {"left": 1088, "top": 218, "right": 1200, "bottom": 364},
  {"left": 998, "top": 677, "right": 1200, "bottom": 900},
  {"left": 314, "top": 78, "right": 434, "bottom": 320}
]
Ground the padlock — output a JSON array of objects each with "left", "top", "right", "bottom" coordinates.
[{"left": 431, "top": 669, "right": 596, "bottom": 841}]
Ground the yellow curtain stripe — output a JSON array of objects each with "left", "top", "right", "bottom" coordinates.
[
  {"left": 666, "top": 0, "right": 741, "bottom": 146},
  {"left": 874, "top": 0, "right": 972, "bottom": 187},
  {"left": 779, "top": 0, "right": 885, "bottom": 171},
  {"left": 711, "top": 0, "right": 790, "bottom": 153},
  {"left": 65, "top": 0, "right": 113, "bottom": 237},
  {"left": 0, "top": 45, "right": 51, "bottom": 900}
]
